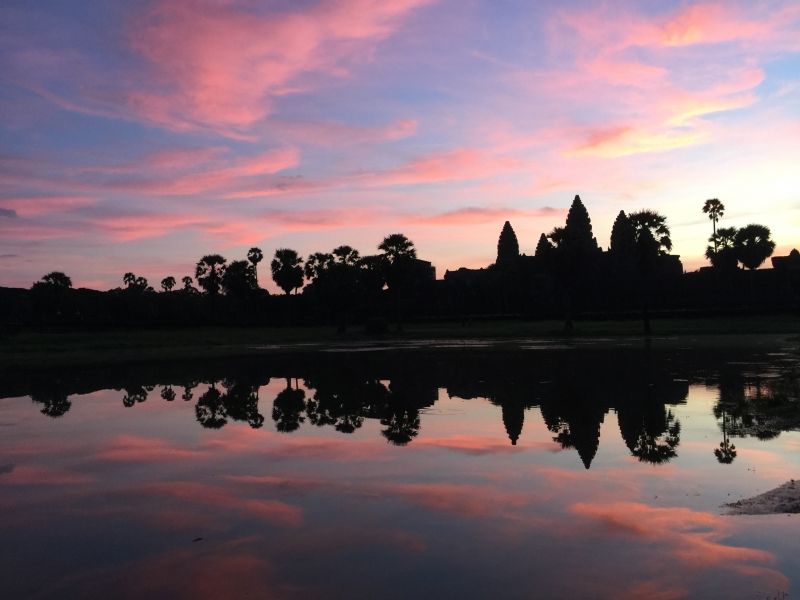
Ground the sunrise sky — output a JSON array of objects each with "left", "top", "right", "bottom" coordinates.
[{"left": 1, "top": 0, "right": 799, "bottom": 290}]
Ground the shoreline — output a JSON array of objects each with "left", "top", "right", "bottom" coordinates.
[{"left": 2, "top": 315, "right": 799, "bottom": 371}]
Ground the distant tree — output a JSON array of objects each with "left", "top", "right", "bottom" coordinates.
[
  {"left": 534, "top": 233, "right": 554, "bottom": 258},
  {"left": 181, "top": 275, "right": 196, "bottom": 293},
  {"left": 123, "top": 272, "right": 150, "bottom": 292},
  {"left": 160, "top": 276, "right": 176, "bottom": 292},
  {"left": 702, "top": 199, "right": 725, "bottom": 253},
  {"left": 332, "top": 245, "right": 360, "bottom": 265},
  {"left": 734, "top": 224, "right": 775, "bottom": 270},
  {"left": 271, "top": 248, "right": 304, "bottom": 294},
  {"left": 221, "top": 259, "right": 258, "bottom": 297},
  {"left": 609, "top": 210, "right": 636, "bottom": 259},
  {"left": 496, "top": 221, "right": 520, "bottom": 265},
  {"left": 378, "top": 233, "right": 416, "bottom": 263},
  {"left": 36, "top": 271, "right": 72, "bottom": 289},
  {"left": 247, "top": 247, "right": 264, "bottom": 284},
  {"left": 304, "top": 252, "right": 335, "bottom": 281},
  {"left": 195, "top": 254, "right": 227, "bottom": 295},
  {"left": 705, "top": 226, "right": 738, "bottom": 269}
]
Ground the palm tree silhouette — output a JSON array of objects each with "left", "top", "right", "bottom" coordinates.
[
  {"left": 734, "top": 224, "right": 776, "bottom": 270},
  {"left": 702, "top": 199, "right": 725, "bottom": 253},
  {"left": 247, "top": 247, "right": 263, "bottom": 284},
  {"left": 271, "top": 248, "right": 304, "bottom": 295}
]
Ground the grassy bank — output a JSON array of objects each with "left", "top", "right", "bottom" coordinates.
[{"left": 2, "top": 315, "right": 798, "bottom": 370}]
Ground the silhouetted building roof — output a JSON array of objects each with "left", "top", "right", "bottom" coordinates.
[{"left": 772, "top": 249, "right": 800, "bottom": 272}]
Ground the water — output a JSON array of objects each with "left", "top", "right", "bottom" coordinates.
[{"left": 2, "top": 340, "right": 799, "bottom": 599}]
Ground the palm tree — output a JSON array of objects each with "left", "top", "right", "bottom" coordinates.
[
  {"left": 181, "top": 276, "right": 195, "bottom": 293},
  {"left": 378, "top": 233, "right": 416, "bottom": 263},
  {"left": 123, "top": 272, "right": 136, "bottom": 288},
  {"left": 247, "top": 247, "right": 263, "bottom": 284},
  {"left": 629, "top": 210, "right": 672, "bottom": 335},
  {"left": 221, "top": 259, "right": 257, "bottom": 297},
  {"left": 705, "top": 227, "right": 738, "bottom": 269},
  {"left": 160, "top": 276, "right": 176, "bottom": 292},
  {"left": 702, "top": 199, "right": 725, "bottom": 253},
  {"left": 195, "top": 254, "right": 227, "bottom": 295},
  {"left": 629, "top": 210, "right": 672, "bottom": 255},
  {"left": 271, "top": 248, "right": 304, "bottom": 294},
  {"left": 734, "top": 224, "right": 776, "bottom": 270}
]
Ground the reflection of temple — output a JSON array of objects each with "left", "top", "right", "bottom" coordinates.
[{"left": 7, "top": 345, "right": 798, "bottom": 468}]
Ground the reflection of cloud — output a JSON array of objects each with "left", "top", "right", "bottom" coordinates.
[
  {"left": 415, "top": 434, "right": 559, "bottom": 455},
  {"left": 0, "top": 465, "right": 93, "bottom": 486},
  {"left": 43, "top": 538, "right": 307, "bottom": 600},
  {"left": 96, "top": 435, "right": 209, "bottom": 462},
  {"left": 570, "top": 501, "right": 788, "bottom": 592},
  {"left": 383, "top": 482, "right": 530, "bottom": 518},
  {"left": 142, "top": 481, "right": 303, "bottom": 526}
]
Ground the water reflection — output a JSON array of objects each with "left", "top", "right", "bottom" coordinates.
[
  {"left": 1, "top": 343, "right": 799, "bottom": 599},
  {"left": 5, "top": 345, "right": 799, "bottom": 468}
]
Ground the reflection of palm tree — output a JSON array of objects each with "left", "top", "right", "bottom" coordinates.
[
  {"left": 380, "top": 407, "right": 420, "bottom": 446},
  {"left": 223, "top": 379, "right": 265, "bottom": 429},
  {"left": 630, "top": 410, "right": 681, "bottom": 464},
  {"left": 272, "top": 380, "right": 306, "bottom": 432},
  {"left": 31, "top": 389, "right": 71, "bottom": 418},
  {"left": 714, "top": 410, "right": 737, "bottom": 464},
  {"left": 195, "top": 385, "right": 228, "bottom": 428},
  {"left": 181, "top": 382, "right": 196, "bottom": 401},
  {"left": 122, "top": 386, "right": 148, "bottom": 407}
]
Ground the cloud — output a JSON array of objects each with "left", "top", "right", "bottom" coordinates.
[
  {"left": 123, "top": 0, "right": 434, "bottom": 134},
  {"left": 0, "top": 208, "right": 18, "bottom": 218},
  {"left": 0, "top": 196, "right": 95, "bottom": 217},
  {"left": 407, "top": 206, "right": 561, "bottom": 226}
]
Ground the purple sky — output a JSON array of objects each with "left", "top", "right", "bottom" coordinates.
[{"left": 1, "top": 0, "right": 799, "bottom": 290}]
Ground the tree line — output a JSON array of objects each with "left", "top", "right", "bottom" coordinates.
[{"left": 8, "top": 195, "right": 794, "bottom": 332}]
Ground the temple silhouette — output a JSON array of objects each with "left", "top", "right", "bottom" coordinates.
[{"left": 2, "top": 194, "right": 797, "bottom": 331}]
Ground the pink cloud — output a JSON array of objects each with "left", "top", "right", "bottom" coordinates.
[
  {"left": 405, "top": 206, "right": 561, "bottom": 226},
  {"left": 269, "top": 118, "right": 418, "bottom": 146},
  {"left": 125, "top": 0, "right": 434, "bottom": 134},
  {"left": 0, "top": 196, "right": 96, "bottom": 217},
  {"left": 362, "top": 148, "right": 522, "bottom": 186}
]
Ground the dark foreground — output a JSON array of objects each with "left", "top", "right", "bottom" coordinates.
[{"left": 1, "top": 338, "right": 799, "bottom": 598}]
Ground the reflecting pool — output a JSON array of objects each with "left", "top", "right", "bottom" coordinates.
[{"left": 2, "top": 339, "right": 799, "bottom": 598}]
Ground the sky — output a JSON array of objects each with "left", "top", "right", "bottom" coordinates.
[{"left": 1, "top": 0, "right": 799, "bottom": 291}]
